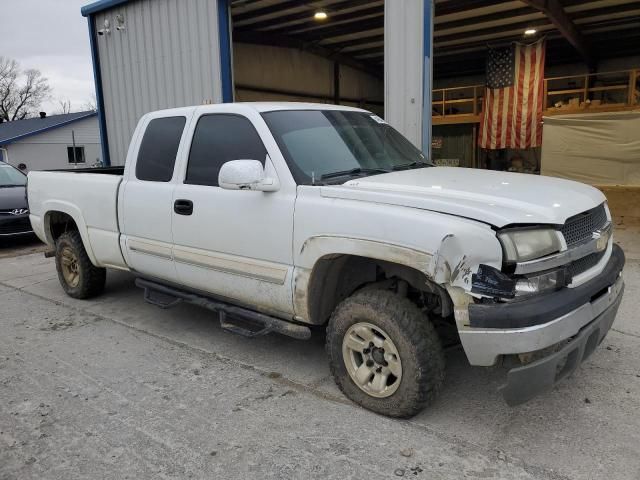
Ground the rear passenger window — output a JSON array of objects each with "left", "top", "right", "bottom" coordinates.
[
  {"left": 136, "top": 116, "right": 186, "bottom": 182},
  {"left": 185, "top": 114, "right": 267, "bottom": 187}
]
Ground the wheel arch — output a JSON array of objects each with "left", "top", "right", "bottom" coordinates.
[
  {"left": 42, "top": 201, "right": 98, "bottom": 265},
  {"left": 294, "top": 236, "right": 452, "bottom": 325}
]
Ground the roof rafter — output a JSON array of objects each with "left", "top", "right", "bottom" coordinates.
[
  {"left": 236, "top": 0, "right": 379, "bottom": 31},
  {"left": 232, "top": 0, "right": 312, "bottom": 23},
  {"left": 263, "top": 5, "right": 383, "bottom": 36},
  {"left": 233, "top": 30, "right": 382, "bottom": 79},
  {"left": 522, "top": 0, "right": 594, "bottom": 68}
]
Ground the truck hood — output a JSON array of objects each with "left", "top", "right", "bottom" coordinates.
[
  {"left": 0, "top": 186, "right": 28, "bottom": 211},
  {"left": 321, "top": 167, "right": 606, "bottom": 227}
]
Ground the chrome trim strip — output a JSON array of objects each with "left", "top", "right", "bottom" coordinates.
[
  {"left": 174, "top": 258, "right": 286, "bottom": 284},
  {"left": 173, "top": 247, "right": 288, "bottom": 286},
  {"left": 126, "top": 237, "right": 289, "bottom": 285},
  {"left": 128, "top": 239, "right": 173, "bottom": 260},
  {"left": 514, "top": 222, "right": 611, "bottom": 274},
  {"left": 0, "top": 230, "right": 33, "bottom": 237},
  {"left": 128, "top": 246, "right": 173, "bottom": 260}
]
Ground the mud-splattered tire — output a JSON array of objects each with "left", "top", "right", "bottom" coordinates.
[
  {"left": 55, "top": 231, "right": 106, "bottom": 299},
  {"left": 326, "top": 289, "right": 445, "bottom": 418}
]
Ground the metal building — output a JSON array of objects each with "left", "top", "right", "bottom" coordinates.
[{"left": 81, "top": 0, "right": 434, "bottom": 166}]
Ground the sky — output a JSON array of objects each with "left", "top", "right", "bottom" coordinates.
[{"left": 1, "top": 0, "right": 96, "bottom": 114}]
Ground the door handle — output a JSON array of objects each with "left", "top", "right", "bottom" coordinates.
[{"left": 174, "top": 199, "right": 193, "bottom": 216}]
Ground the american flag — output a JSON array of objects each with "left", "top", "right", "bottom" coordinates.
[{"left": 478, "top": 39, "right": 546, "bottom": 150}]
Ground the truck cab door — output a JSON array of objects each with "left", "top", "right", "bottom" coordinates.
[
  {"left": 170, "top": 112, "right": 296, "bottom": 318},
  {"left": 120, "top": 114, "right": 189, "bottom": 283}
]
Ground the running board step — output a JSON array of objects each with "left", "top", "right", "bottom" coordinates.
[
  {"left": 135, "top": 278, "right": 311, "bottom": 340},
  {"left": 143, "top": 288, "right": 182, "bottom": 309}
]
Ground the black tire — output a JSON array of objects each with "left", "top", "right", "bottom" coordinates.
[
  {"left": 55, "top": 230, "right": 106, "bottom": 299},
  {"left": 326, "top": 289, "right": 445, "bottom": 418}
]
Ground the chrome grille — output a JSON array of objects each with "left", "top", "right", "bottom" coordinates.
[
  {"left": 568, "top": 250, "right": 607, "bottom": 278},
  {"left": 560, "top": 203, "right": 608, "bottom": 247}
]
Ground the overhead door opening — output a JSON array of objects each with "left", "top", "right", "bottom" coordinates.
[{"left": 229, "top": 1, "right": 385, "bottom": 117}]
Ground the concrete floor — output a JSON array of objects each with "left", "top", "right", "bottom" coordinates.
[{"left": 1, "top": 235, "right": 639, "bottom": 479}]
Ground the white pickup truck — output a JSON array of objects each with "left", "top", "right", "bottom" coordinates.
[{"left": 28, "top": 102, "right": 625, "bottom": 417}]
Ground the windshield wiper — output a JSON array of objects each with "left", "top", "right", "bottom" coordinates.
[
  {"left": 392, "top": 161, "right": 431, "bottom": 171},
  {"left": 320, "top": 167, "right": 391, "bottom": 180}
]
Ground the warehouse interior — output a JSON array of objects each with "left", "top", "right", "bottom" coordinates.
[
  {"left": 229, "top": 0, "right": 639, "bottom": 223},
  {"left": 230, "top": 0, "right": 385, "bottom": 115}
]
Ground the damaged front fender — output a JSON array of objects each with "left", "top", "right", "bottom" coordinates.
[{"left": 430, "top": 231, "right": 502, "bottom": 291}]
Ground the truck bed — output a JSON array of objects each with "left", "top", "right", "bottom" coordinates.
[
  {"left": 47, "top": 166, "right": 125, "bottom": 175},
  {"left": 27, "top": 170, "right": 127, "bottom": 270}
]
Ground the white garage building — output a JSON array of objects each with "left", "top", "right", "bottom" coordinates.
[{"left": 0, "top": 112, "right": 102, "bottom": 172}]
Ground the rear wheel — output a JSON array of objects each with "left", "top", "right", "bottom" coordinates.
[
  {"left": 55, "top": 231, "right": 106, "bottom": 299},
  {"left": 326, "top": 289, "right": 445, "bottom": 418}
]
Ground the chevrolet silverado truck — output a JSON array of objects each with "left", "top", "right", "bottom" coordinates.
[{"left": 27, "top": 103, "right": 625, "bottom": 417}]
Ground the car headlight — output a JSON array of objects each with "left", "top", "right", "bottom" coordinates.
[
  {"left": 472, "top": 264, "right": 567, "bottom": 298},
  {"left": 497, "top": 228, "right": 562, "bottom": 263},
  {"left": 514, "top": 269, "right": 566, "bottom": 296}
]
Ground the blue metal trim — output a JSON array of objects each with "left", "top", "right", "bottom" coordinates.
[
  {"left": 421, "top": 0, "right": 434, "bottom": 157},
  {"left": 217, "top": 0, "right": 233, "bottom": 103},
  {"left": 0, "top": 113, "right": 97, "bottom": 146},
  {"left": 87, "top": 17, "right": 111, "bottom": 166},
  {"left": 81, "top": 0, "right": 131, "bottom": 17}
]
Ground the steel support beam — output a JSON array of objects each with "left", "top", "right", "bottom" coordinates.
[
  {"left": 523, "top": 0, "right": 594, "bottom": 68},
  {"left": 384, "top": 0, "right": 433, "bottom": 155}
]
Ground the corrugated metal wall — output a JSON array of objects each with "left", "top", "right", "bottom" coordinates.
[{"left": 93, "top": 0, "right": 223, "bottom": 165}]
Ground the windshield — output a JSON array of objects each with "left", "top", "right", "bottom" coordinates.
[
  {"left": 262, "top": 110, "right": 432, "bottom": 184},
  {"left": 0, "top": 164, "right": 26, "bottom": 187}
]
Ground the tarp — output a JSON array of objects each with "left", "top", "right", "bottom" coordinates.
[{"left": 541, "top": 110, "right": 640, "bottom": 186}]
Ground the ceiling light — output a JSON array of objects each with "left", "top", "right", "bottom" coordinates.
[
  {"left": 314, "top": 10, "right": 328, "bottom": 20},
  {"left": 524, "top": 28, "right": 537, "bottom": 35}
]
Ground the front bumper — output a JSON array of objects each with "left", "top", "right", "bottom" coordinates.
[
  {"left": 500, "top": 281, "right": 623, "bottom": 405},
  {"left": 0, "top": 213, "right": 33, "bottom": 237},
  {"left": 458, "top": 243, "right": 625, "bottom": 405}
]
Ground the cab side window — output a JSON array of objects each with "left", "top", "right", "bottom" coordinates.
[
  {"left": 136, "top": 116, "right": 186, "bottom": 182},
  {"left": 186, "top": 114, "right": 267, "bottom": 187}
]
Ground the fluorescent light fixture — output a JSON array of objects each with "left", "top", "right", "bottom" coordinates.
[
  {"left": 314, "top": 10, "right": 328, "bottom": 20},
  {"left": 524, "top": 28, "right": 537, "bottom": 35}
]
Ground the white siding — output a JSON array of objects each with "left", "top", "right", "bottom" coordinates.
[
  {"left": 385, "top": 0, "right": 426, "bottom": 150},
  {"left": 6, "top": 116, "right": 102, "bottom": 171},
  {"left": 94, "top": 0, "right": 224, "bottom": 165}
]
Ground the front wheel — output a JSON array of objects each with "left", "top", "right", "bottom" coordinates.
[
  {"left": 55, "top": 231, "right": 106, "bottom": 299},
  {"left": 326, "top": 289, "right": 445, "bottom": 418}
]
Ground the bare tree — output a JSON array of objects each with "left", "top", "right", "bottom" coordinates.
[
  {"left": 0, "top": 56, "right": 51, "bottom": 121},
  {"left": 82, "top": 93, "right": 97, "bottom": 112},
  {"left": 56, "top": 98, "right": 72, "bottom": 114}
]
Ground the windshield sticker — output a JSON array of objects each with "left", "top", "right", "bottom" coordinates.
[{"left": 370, "top": 115, "right": 387, "bottom": 124}]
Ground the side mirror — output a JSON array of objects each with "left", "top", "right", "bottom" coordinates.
[{"left": 218, "top": 159, "right": 278, "bottom": 192}]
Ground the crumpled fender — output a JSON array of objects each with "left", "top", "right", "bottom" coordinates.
[{"left": 430, "top": 232, "right": 503, "bottom": 291}]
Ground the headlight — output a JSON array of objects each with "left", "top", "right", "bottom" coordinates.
[
  {"left": 472, "top": 264, "right": 566, "bottom": 298},
  {"left": 515, "top": 269, "right": 566, "bottom": 296},
  {"left": 498, "top": 228, "right": 562, "bottom": 263}
]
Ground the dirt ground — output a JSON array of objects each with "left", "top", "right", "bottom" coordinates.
[
  {"left": 1, "top": 231, "right": 639, "bottom": 479},
  {"left": 0, "top": 235, "right": 48, "bottom": 259}
]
